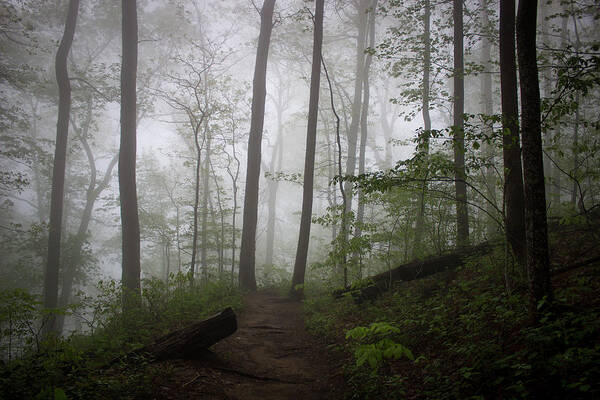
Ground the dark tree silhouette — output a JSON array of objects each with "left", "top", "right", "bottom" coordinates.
[
  {"left": 43, "top": 0, "right": 79, "bottom": 335},
  {"left": 453, "top": 0, "right": 469, "bottom": 246},
  {"left": 499, "top": 0, "right": 526, "bottom": 266},
  {"left": 239, "top": 0, "right": 276, "bottom": 291},
  {"left": 291, "top": 0, "right": 324, "bottom": 299},
  {"left": 516, "top": 0, "right": 552, "bottom": 320},
  {"left": 119, "top": 0, "right": 141, "bottom": 309}
]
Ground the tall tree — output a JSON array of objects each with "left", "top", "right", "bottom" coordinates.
[
  {"left": 412, "top": 0, "right": 432, "bottom": 257},
  {"left": 238, "top": 0, "right": 276, "bottom": 291},
  {"left": 290, "top": 0, "right": 324, "bottom": 299},
  {"left": 453, "top": 0, "right": 469, "bottom": 247},
  {"left": 479, "top": 0, "right": 498, "bottom": 235},
  {"left": 499, "top": 0, "right": 526, "bottom": 266},
  {"left": 343, "top": 0, "right": 369, "bottom": 226},
  {"left": 119, "top": 0, "right": 141, "bottom": 308},
  {"left": 354, "top": 0, "right": 378, "bottom": 268},
  {"left": 43, "top": 0, "right": 79, "bottom": 334},
  {"left": 265, "top": 66, "right": 289, "bottom": 268},
  {"left": 516, "top": 0, "right": 552, "bottom": 319}
]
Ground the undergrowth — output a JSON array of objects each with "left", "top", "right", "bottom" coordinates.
[
  {"left": 0, "top": 274, "right": 242, "bottom": 399},
  {"left": 304, "top": 248, "right": 600, "bottom": 399}
]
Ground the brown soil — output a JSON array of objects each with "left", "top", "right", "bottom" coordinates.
[{"left": 153, "top": 290, "right": 344, "bottom": 399}]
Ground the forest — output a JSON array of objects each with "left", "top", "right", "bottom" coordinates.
[{"left": 1, "top": 0, "right": 599, "bottom": 398}]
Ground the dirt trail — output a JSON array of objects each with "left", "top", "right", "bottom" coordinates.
[{"left": 155, "top": 290, "right": 343, "bottom": 399}]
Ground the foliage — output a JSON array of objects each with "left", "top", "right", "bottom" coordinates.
[
  {"left": 0, "top": 274, "right": 242, "bottom": 399},
  {"left": 346, "top": 322, "right": 414, "bottom": 369},
  {"left": 304, "top": 241, "right": 600, "bottom": 399}
]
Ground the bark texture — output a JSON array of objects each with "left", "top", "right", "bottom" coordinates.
[
  {"left": 453, "top": 0, "right": 469, "bottom": 246},
  {"left": 334, "top": 242, "right": 494, "bottom": 303},
  {"left": 119, "top": 0, "right": 141, "bottom": 308},
  {"left": 516, "top": 0, "right": 553, "bottom": 319},
  {"left": 132, "top": 308, "right": 237, "bottom": 361},
  {"left": 239, "top": 0, "right": 276, "bottom": 291},
  {"left": 44, "top": 0, "right": 79, "bottom": 334},
  {"left": 413, "top": 0, "right": 432, "bottom": 257},
  {"left": 499, "top": 0, "right": 526, "bottom": 266},
  {"left": 290, "top": 0, "right": 324, "bottom": 299}
]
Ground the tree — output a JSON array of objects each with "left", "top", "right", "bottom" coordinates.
[
  {"left": 516, "top": 0, "right": 552, "bottom": 320},
  {"left": 343, "top": 0, "right": 369, "bottom": 242},
  {"left": 238, "top": 0, "right": 276, "bottom": 291},
  {"left": 499, "top": 0, "right": 526, "bottom": 266},
  {"left": 43, "top": 0, "right": 79, "bottom": 334},
  {"left": 290, "top": 0, "right": 324, "bottom": 299},
  {"left": 354, "top": 0, "right": 378, "bottom": 271},
  {"left": 453, "top": 0, "right": 469, "bottom": 247},
  {"left": 412, "top": 0, "right": 432, "bottom": 257},
  {"left": 119, "top": 0, "right": 141, "bottom": 309}
]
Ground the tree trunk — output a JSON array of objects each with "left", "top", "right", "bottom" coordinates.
[
  {"left": 44, "top": 0, "right": 79, "bottom": 335},
  {"left": 480, "top": 0, "right": 498, "bottom": 236},
  {"left": 500, "top": 0, "right": 526, "bottom": 266},
  {"left": 119, "top": 0, "right": 141, "bottom": 310},
  {"left": 570, "top": 13, "right": 581, "bottom": 209},
  {"left": 291, "top": 0, "right": 323, "bottom": 299},
  {"left": 551, "top": 14, "right": 568, "bottom": 208},
  {"left": 201, "top": 133, "right": 211, "bottom": 284},
  {"left": 239, "top": 0, "right": 276, "bottom": 291},
  {"left": 132, "top": 308, "right": 237, "bottom": 361},
  {"left": 265, "top": 82, "right": 285, "bottom": 267},
  {"left": 209, "top": 157, "right": 225, "bottom": 277},
  {"left": 354, "top": 0, "right": 377, "bottom": 269},
  {"left": 334, "top": 242, "right": 494, "bottom": 303},
  {"left": 453, "top": 0, "right": 469, "bottom": 247},
  {"left": 343, "top": 0, "right": 368, "bottom": 226},
  {"left": 516, "top": 0, "right": 553, "bottom": 320},
  {"left": 413, "top": 0, "right": 432, "bottom": 258},
  {"left": 57, "top": 103, "right": 118, "bottom": 333}
]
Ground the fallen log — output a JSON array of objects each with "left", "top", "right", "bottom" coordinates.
[
  {"left": 132, "top": 307, "right": 237, "bottom": 361},
  {"left": 334, "top": 242, "right": 495, "bottom": 303}
]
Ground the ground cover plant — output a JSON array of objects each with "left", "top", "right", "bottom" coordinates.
[
  {"left": 0, "top": 275, "right": 241, "bottom": 399},
  {"left": 304, "top": 223, "right": 600, "bottom": 399}
]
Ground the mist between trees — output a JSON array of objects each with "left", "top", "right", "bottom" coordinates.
[{"left": 1, "top": 0, "right": 598, "bottom": 341}]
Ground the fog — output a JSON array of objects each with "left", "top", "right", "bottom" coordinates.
[{"left": 1, "top": 0, "right": 598, "bottom": 335}]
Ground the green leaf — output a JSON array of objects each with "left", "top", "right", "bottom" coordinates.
[{"left": 54, "top": 388, "right": 67, "bottom": 400}]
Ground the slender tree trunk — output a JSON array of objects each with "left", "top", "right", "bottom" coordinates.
[
  {"left": 570, "top": 13, "right": 581, "bottom": 208},
  {"left": 413, "top": 0, "right": 432, "bottom": 258},
  {"left": 500, "top": 0, "right": 527, "bottom": 266},
  {"left": 119, "top": 0, "right": 141, "bottom": 309},
  {"left": 453, "top": 0, "right": 469, "bottom": 247},
  {"left": 265, "top": 85, "right": 285, "bottom": 267},
  {"left": 480, "top": 0, "right": 497, "bottom": 236},
  {"left": 291, "top": 0, "right": 323, "bottom": 299},
  {"left": 189, "top": 120, "right": 204, "bottom": 285},
  {"left": 200, "top": 133, "right": 211, "bottom": 284},
  {"left": 225, "top": 114, "right": 241, "bottom": 285},
  {"left": 343, "top": 0, "right": 368, "bottom": 223},
  {"left": 354, "top": 0, "right": 377, "bottom": 270},
  {"left": 540, "top": 4, "right": 553, "bottom": 200},
  {"left": 44, "top": 0, "right": 79, "bottom": 335},
  {"left": 516, "top": 0, "right": 553, "bottom": 320},
  {"left": 239, "top": 0, "right": 276, "bottom": 291},
  {"left": 552, "top": 14, "right": 568, "bottom": 208},
  {"left": 209, "top": 156, "right": 225, "bottom": 277},
  {"left": 322, "top": 108, "right": 338, "bottom": 242},
  {"left": 57, "top": 105, "right": 118, "bottom": 333}
]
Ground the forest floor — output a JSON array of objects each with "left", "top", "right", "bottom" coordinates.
[{"left": 152, "top": 289, "right": 344, "bottom": 399}]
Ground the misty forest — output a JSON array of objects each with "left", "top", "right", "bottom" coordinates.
[{"left": 1, "top": 0, "right": 599, "bottom": 398}]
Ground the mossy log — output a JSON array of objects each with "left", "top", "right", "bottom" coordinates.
[
  {"left": 334, "top": 242, "right": 494, "bottom": 303},
  {"left": 133, "top": 307, "right": 237, "bottom": 361}
]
